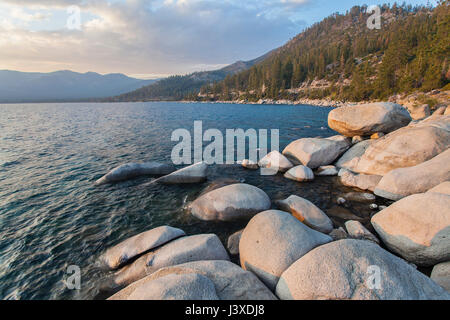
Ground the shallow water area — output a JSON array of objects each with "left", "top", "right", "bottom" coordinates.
[{"left": 0, "top": 102, "right": 388, "bottom": 299}]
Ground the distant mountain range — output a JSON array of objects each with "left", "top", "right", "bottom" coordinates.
[
  {"left": 105, "top": 52, "right": 273, "bottom": 102},
  {"left": 0, "top": 70, "right": 156, "bottom": 103}
]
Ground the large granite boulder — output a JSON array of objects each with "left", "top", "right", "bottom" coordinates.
[
  {"left": 189, "top": 184, "right": 271, "bottom": 222},
  {"left": 375, "top": 149, "right": 450, "bottom": 200},
  {"left": 276, "top": 195, "right": 333, "bottom": 234},
  {"left": 111, "top": 234, "right": 230, "bottom": 288},
  {"left": 282, "top": 138, "right": 350, "bottom": 169},
  {"left": 100, "top": 226, "right": 185, "bottom": 270},
  {"left": 119, "top": 273, "right": 219, "bottom": 300},
  {"left": 371, "top": 193, "right": 450, "bottom": 266},
  {"left": 109, "top": 260, "right": 277, "bottom": 300},
  {"left": 328, "top": 102, "right": 411, "bottom": 137},
  {"left": 354, "top": 117, "right": 450, "bottom": 175},
  {"left": 276, "top": 239, "right": 449, "bottom": 300},
  {"left": 258, "top": 151, "right": 294, "bottom": 173},
  {"left": 239, "top": 210, "right": 332, "bottom": 290},
  {"left": 155, "top": 162, "right": 208, "bottom": 184},
  {"left": 339, "top": 168, "right": 382, "bottom": 192},
  {"left": 284, "top": 165, "right": 314, "bottom": 182},
  {"left": 431, "top": 262, "right": 450, "bottom": 293},
  {"left": 95, "top": 162, "right": 175, "bottom": 185},
  {"left": 335, "top": 140, "right": 374, "bottom": 171}
]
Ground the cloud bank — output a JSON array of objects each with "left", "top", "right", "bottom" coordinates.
[{"left": 0, "top": 0, "right": 309, "bottom": 78}]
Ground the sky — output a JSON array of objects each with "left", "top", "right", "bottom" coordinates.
[{"left": 0, "top": 0, "right": 437, "bottom": 79}]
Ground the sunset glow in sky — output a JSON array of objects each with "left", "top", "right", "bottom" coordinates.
[{"left": 0, "top": 0, "right": 436, "bottom": 79}]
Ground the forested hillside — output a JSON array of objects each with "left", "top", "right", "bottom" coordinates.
[
  {"left": 106, "top": 53, "right": 271, "bottom": 102},
  {"left": 197, "top": 1, "right": 450, "bottom": 102}
]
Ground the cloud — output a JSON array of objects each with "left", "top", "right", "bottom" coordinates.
[
  {"left": 0, "top": 0, "right": 309, "bottom": 77},
  {"left": 10, "top": 7, "right": 52, "bottom": 22}
]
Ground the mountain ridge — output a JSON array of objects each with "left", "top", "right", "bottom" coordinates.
[
  {"left": 104, "top": 50, "right": 274, "bottom": 102},
  {"left": 0, "top": 70, "right": 156, "bottom": 103}
]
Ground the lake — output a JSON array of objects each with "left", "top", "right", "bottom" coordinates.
[{"left": 0, "top": 102, "right": 387, "bottom": 300}]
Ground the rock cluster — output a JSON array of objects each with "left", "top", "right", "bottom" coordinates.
[{"left": 96, "top": 101, "right": 450, "bottom": 301}]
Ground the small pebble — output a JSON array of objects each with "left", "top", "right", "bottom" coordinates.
[
  {"left": 337, "top": 197, "right": 346, "bottom": 205},
  {"left": 370, "top": 204, "right": 378, "bottom": 210}
]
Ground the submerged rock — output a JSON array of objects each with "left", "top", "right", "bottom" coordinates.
[
  {"left": 276, "top": 195, "right": 333, "bottom": 234},
  {"left": 100, "top": 226, "right": 185, "bottom": 270},
  {"left": 111, "top": 234, "right": 230, "bottom": 288},
  {"left": 431, "top": 262, "right": 450, "bottom": 293},
  {"left": 371, "top": 193, "right": 450, "bottom": 266},
  {"left": 239, "top": 210, "right": 332, "bottom": 290},
  {"left": 284, "top": 165, "right": 314, "bottom": 182},
  {"left": 282, "top": 137, "right": 350, "bottom": 169},
  {"left": 258, "top": 151, "right": 294, "bottom": 173},
  {"left": 343, "top": 192, "right": 376, "bottom": 203},
  {"left": 345, "top": 220, "right": 379, "bottom": 244},
  {"left": 189, "top": 184, "right": 271, "bottom": 222},
  {"left": 354, "top": 117, "right": 450, "bottom": 175},
  {"left": 328, "top": 102, "right": 411, "bottom": 137},
  {"left": 276, "top": 239, "right": 449, "bottom": 300},
  {"left": 374, "top": 149, "right": 450, "bottom": 200},
  {"left": 95, "top": 162, "right": 175, "bottom": 185},
  {"left": 339, "top": 169, "right": 382, "bottom": 192},
  {"left": 109, "top": 260, "right": 277, "bottom": 300},
  {"left": 327, "top": 206, "right": 364, "bottom": 221},
  {"left": 155, "top": 162, "right": 208, "bottom": 184}
]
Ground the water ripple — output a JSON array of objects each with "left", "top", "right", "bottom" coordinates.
[{"left": 0, "top": 102, "right": 387, "bottom": 300}]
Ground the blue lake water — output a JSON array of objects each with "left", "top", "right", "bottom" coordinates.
[{"left": 0, "top": 102, "right": 386, "bottom": 300}]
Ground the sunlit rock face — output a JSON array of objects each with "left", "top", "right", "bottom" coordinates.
[
  {"left": 109, "top": 260, "right": 277, "bottom": 300},
  {"left": 371, "top": 193, "right": 450, "bottom": 266},
  {"left": 374, "top": 149, "right": 450, "bottom": 200},
  {"left": 276, "top": 239, "right": 450, "bottom": 300},
  {"left": 239, "top": 210, "right": 332, "bottom": 290},
  {"left": 328, "top": 102, "right": 411, "bottom": 137},
  {"left": 353, "top": 116, "right": 450, "bottom": 175},
  {"left": 189, "top": 183, "right": 271, "bottom": 222}
]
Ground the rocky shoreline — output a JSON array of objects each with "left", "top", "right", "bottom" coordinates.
[
  {"left": 94, "top": 102, "right": 450, "bottom": 300},
  {"left": 182, "top": 89, "right": 450, "bottom": 111}
]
